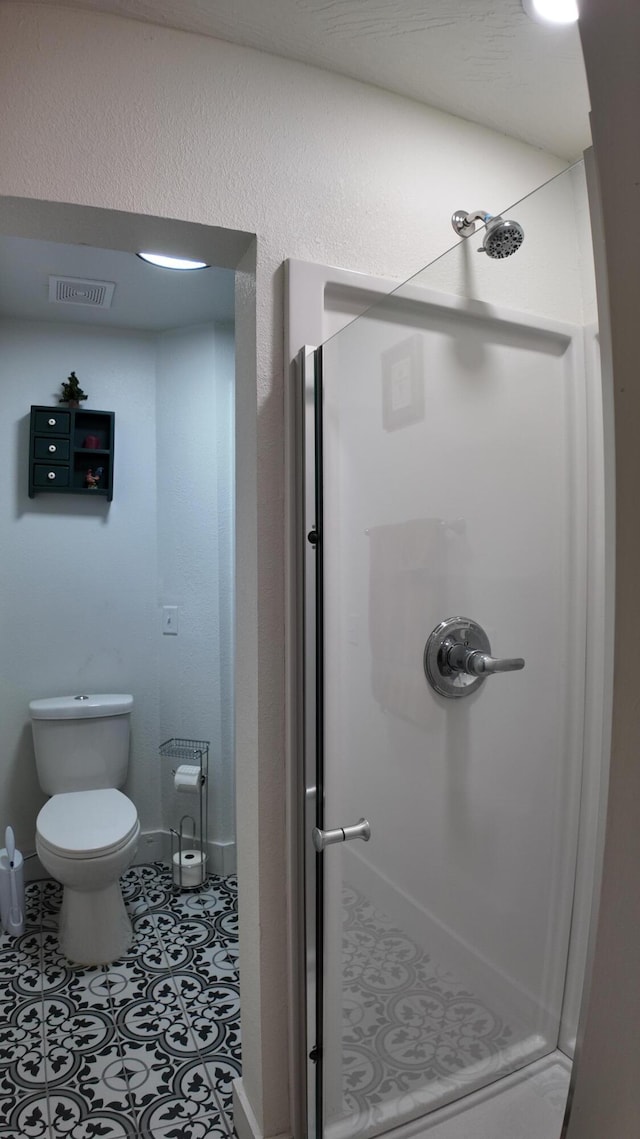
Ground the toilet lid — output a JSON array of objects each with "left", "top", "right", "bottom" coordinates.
[{"left": 37, "top": 789, "right": 139, "bottom": 859}]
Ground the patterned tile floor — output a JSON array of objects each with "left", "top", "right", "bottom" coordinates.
[
  {"left": 0, "top": 863, "right": 240, "bottom": 1139},
  {"left": 336, "top": 885, "right": 522, "bottom": 1139}
]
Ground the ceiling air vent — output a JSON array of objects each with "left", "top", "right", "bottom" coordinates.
[{"left": 48, "top": 276, "right": 116, "bottom": 308}]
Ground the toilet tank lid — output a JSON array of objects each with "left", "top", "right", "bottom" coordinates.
[{"left": 29, "top": 694, "right": 134, "bottom": 720}]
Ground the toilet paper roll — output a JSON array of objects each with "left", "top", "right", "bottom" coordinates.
[
  {"left": 172, "top": 850, "right": 207, "bottom": 890},
  {"left": 174, "top": 765, "right": 201, "bottom": 793}
]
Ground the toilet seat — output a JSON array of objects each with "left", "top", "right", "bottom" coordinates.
[{"left": 37, "top": 789, "right": 139, "bottom": 860}]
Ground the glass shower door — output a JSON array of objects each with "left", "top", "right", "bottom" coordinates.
[{"left": 305, "top": 164, "right": 598, "bottom": 1139}]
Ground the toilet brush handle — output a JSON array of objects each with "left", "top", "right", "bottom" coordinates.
[
  {"left": 4, "top": 828, "right": 23, "bottom": 928},
  {"left": 8, "top": 867, "right": 20, "bottom": 926}
]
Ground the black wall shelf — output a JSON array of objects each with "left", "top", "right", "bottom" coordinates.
[{"left": 28, "top": 405, "right": 115, "bottom": 501}]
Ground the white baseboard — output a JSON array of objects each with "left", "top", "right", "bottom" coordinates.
[
  {"left": 134, "top": 830, "right": 165, "bottom": 865},
  {"left": 23, "top": 853, "right": 46, "bottom": 883},
  {"left": 137, "top": 829, "right": 237, "bottom": 876},
  {"left": 25, "top": 828, "right": 237, "bottom": 882},
  {"left": 233, "top": 1078, "right": 292, "bottom": 1139},
  {"left": 233, "top": 1078, "right": 261, "bottom": 1139},
  {"left": 211, "top": 839, "right": 237, "bottom": 876}
]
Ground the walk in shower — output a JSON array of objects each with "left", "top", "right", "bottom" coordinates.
[{"left": 299, "top": 160, "right": 609, "bottom": 1139}]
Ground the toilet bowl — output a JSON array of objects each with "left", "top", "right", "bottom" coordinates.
[
  {"left": 36, "top": 788, "right": 140, "bottom": 964},
  {"left": 30, "top": 693, "right": 139, "bottom": 965}
]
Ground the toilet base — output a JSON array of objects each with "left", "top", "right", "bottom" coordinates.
[{"left": 58, "top": 881, "right": 133, "bottom": 965}]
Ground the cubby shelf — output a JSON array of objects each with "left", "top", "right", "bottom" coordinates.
[{"left": 28, "top": 405, "right": 115, "bottom": 501}]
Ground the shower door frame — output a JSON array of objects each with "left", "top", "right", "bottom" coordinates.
[
  {"left": 299, "top": 342, "right": 323, "bottom": 1139},
  {"left": 288, "top": 255, "right": 610, "bottom": 1139},
  {"left": 288, "top": 259, "right": 397, "bottom": 1139}
]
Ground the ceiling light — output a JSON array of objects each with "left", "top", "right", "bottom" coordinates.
[
  {"left": 522, "top": 0, "right": 578, "bottom": 24},
  {"left": 136, "top": 252, "right": 209, "bottom": 270}
]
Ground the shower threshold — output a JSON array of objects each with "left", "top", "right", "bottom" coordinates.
[{"left": 380, "top": 1051, "right": 571, "bottom": 1139}]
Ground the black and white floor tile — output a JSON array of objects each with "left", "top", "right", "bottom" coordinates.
[{"left": 0, "top": 864, "right": 240, "bottom": 1139}]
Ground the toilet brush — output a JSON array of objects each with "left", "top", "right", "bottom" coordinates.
[{"left": 5, "top": 827, "right": 24, "bottom": 935}]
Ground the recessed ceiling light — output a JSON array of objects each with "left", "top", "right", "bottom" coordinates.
[
  {"left": 522, "top": 0, "right": 578, "bottom": 24},
  {"left": 136, "top": 252, "right": 209, "bottom": 270}
]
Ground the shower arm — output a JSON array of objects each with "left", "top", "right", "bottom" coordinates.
[{"left": 451, "top": 208, "right": 491, "bottom": 238}]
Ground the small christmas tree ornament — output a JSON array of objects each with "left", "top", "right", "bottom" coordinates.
[{"left": 59, "top": 371, "right": 88, "bottom": 407}]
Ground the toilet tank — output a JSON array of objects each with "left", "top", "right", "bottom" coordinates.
[{"left": 29, "top": 694, "right": 134, "bottom": 795}]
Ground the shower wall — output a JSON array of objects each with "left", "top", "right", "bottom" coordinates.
[
  {"left": 318, "top": 164, "right": 602, "bottom": 1133},
  {"left": 415, "top": 165, "right": 595, "bottom": 325},
  {"left": 327, "top": 304, "right": 586, "bottom": 1031}
]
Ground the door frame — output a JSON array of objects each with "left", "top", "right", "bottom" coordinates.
[
  {"left": 285, "top": 261, "right": 397, "bottom": 1139},
  {"left": 299, "top": 343, "right": 322, "bottom": 1139}
]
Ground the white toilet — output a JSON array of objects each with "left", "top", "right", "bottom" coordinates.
[{"left": 29, "top": 693, "right": 140, "bottom": 965}]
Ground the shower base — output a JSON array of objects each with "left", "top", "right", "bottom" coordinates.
[{"left": 385, "top": 1052, "right": 570, "bottom": 1139}]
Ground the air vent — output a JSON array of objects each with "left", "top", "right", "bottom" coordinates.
[{"left": 48, "top": 276, "right": 116, "bottom": 308}]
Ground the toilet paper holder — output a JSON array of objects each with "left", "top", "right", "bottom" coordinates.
[{"left": 159, "top": 737, "right": 210, "bottom": 891}]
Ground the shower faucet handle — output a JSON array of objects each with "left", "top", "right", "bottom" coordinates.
[
  {"left": 424, "top": 616, "right": 525, "bottom": 699},
  {"left": 446, "top": 644, "right": 525, "bottom": 677}
]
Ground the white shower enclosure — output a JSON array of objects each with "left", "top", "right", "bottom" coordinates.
[{"left": 297, "top": 163, "right": 608, "bottom": 1139}]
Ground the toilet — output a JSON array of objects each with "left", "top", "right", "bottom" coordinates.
[{"left": 29, "top": 693, "right": 140, "bottom": 965}]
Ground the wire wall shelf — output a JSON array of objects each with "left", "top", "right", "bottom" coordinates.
[{"left": 159, "top": 737, "right": 209, "bottom": 891}]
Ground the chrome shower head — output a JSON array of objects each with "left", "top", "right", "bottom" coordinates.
[
  {"left": 481, "top": 215, "right": 524, "bottom": 259},
  {"left": 451, "top": 208, "right": 525, "bottom": 259}
]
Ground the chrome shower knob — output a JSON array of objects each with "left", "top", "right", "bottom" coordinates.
[{"left": 424, "top": 616, "right": 525, "bottom": 699}]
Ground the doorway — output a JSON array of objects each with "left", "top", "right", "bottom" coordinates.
[{"left": 0, "top": 200, "right": 251, "bottom": 1138}]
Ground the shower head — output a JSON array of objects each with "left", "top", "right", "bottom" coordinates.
[
  {"left": 481, "top": 215, "right": 525, "bottom": 259},
  {"left": 451, "top": 209, "right": 525, "bottom": 259}
]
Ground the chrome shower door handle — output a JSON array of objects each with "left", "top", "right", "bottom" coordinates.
[{"left": 312, "top": 817, "right": 371, "bottom": 853}]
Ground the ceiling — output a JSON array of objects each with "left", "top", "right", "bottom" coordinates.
[
  {"left": 19, "top": 0, "right": 591, "bottom": 159},
  {"left": 0, "top": 235, "right": 235, "bottom": 331}
]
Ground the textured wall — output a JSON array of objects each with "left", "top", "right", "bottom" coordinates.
[
  {"left": 156, "top": 323, "right": 235, "bottom": 853},
  {"left": 0, "top": 5, "right": 570, "bottom": 1135},
  {"left": 6, "top": 0, "right": 591, "bottom": 158},
  {"left": 0, "top": 316, "right": 236, "bottom": 871},
  {"left": 0, "top": 318, "right": 160, "bottom": 842}
]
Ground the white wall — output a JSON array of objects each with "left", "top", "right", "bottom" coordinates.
[
  {"left": 322, "top": 288, "right": 587, "bottom": 1128},
  {"left": 0, "top": 318, "right": 160, "bottom": 843},
  {"left": 156, "top": 323, "right": 236, "bottom": 858},
  {"left": 0, "top": 315, "right": 236, "bottom": 873},
  {"left": 0, "top": 5, "right": 573, "bottom": 1134}
]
